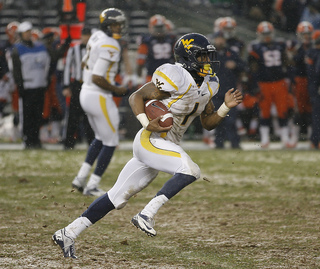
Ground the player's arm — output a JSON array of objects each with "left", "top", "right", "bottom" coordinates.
[
  {"left": 129, "top": 82, "right": 171, "bottom": 132},
  {"left": 201, "top": 88, "right": 243, "bottom": 130}
]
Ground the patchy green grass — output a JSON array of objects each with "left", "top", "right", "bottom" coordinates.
[{"left": 0, "top": 149, "right": 319, "bottom": 268}]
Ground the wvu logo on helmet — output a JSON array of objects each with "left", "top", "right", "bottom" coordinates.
[{"left": 181, "top": 39, "right": 194, "bottom": 50}]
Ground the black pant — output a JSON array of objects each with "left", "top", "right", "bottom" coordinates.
[
  {"left": 21, "top": 88, "right": 46, "bottom": 148},
  {"left": 64, "top": 81, "right": 95, "bottom": 149}
]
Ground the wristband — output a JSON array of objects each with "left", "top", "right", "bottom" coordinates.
[
  {"left": 217, "top": 102, "right": 230, "bottom": 117},
  {"left": 136, "top": 113, "right": 150, "bottom": 129}
]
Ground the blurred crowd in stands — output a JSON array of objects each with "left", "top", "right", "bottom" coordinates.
[{"left": 0, "top": 0, "right": 320, "bottom": 149}]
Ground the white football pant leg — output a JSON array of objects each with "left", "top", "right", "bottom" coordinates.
[
  {"left": 108, "top": 157, "right": 159, "bottom": 209},
  {"left": 80, "top": 88, "right": 119, "bottom": 146},
  {"left": 133, "top": 129, "right": 200, "bottom": 179}
]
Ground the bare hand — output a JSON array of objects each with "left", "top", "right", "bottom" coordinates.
[
  {"left": 224, "top": 88, "right": 243, "bottom": 108},
  {"left": 62, "top": 88, "right": 71, "bottom": 97},
  {"left": 146, "top": 116, "right": 172, "bottom": 133}
]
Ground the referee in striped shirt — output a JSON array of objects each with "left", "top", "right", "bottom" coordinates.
[{"left": 62, "top": 27, "right": 95, "bottom": 149}]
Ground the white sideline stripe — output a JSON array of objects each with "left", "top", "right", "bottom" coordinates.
[{"left": 0, "top": 141, "right": 311, "bottom": 151}]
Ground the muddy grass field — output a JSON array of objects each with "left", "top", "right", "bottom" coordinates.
[{"left": 0, "top": 148, "right": 319, "bottom": 268}]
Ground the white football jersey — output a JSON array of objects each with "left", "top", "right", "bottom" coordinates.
[
  {"left": 151, "top": 63, "right": 220, "bottom": 144},
  {"left": 82, "top": 30, "right": 121, "bottom": 93}
]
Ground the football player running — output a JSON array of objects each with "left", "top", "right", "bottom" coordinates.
[
  {"left": 52, "top": 33, "right": 243, "bottom": 258},
  {"left": 70, "top": 8, "right": 129, "bottom": 196}
]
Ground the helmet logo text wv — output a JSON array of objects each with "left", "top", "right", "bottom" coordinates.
[{"left": 181, "top": 39, "right": 194, "bottom": 50}]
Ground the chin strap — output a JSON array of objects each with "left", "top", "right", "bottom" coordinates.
[
  {"left": 112, "top": 33, "right": 122, "bottom": 39},
  {"left": 197, "top": 64, "right": 213, "bottom": 77}
]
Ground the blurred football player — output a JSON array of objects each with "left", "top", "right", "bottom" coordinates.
[
  {"left": 305, "top": 30, "right": 320, "bottom": 149},
  {"left": 69, "top": 8, "right": 129, "bottom": 196},
  {"left": 136, "top": 14, "right": 177, "bottom": 83},
  {"left": 248, "top": 21, "right": 292, "bottom": 148},
  {"left": 288, "top": 21, "right": 314, "bottom": 147},
  {"left": 52, "top": 33, "right": 243, "bottom": 258},
  {"left": 209, "top": 17, "right": 245, "bottom": 57}
]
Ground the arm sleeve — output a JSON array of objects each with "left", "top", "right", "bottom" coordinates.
[
  {"left": 11, "top": 47, "right": 24, "bottom": 90},
  {"left": 63, "top": 47, "right": 73, "bottom": 87},
  {"left": 92, "top": 57, "right": 110, "bottom": 77}
]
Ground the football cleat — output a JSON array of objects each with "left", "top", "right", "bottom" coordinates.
[
  {"left": 83, "top": 186, "right": 106, "bottom": 197},
  {"left": 71, "top": 177, "right": 86, "bottom": 193},
  {"left": 131, "top": 213, "right": 156, "bottom": 237},
  {"left": 52, "top": 228, "right": 77, "bottom": 259}
]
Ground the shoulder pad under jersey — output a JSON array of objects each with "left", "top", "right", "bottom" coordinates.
[{"left": 152, "top": 63, "right": 193, "bottom": 94}]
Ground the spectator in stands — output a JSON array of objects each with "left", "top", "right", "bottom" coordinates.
[
  {"left": 274, "top": 0, "right": 307, "bottom": 32},
  {"left": 246, "top": 0, "right": 274, "bottom": 22},
  {"left": 300, "top": 0, "right": 320, "bottom": 30},
  {"left": 0, "top": 44, "right": 15, "bottom": 121},
  {"left": 210, "top": 31, "right": 245, "bottom": 149},
  {"left": 11, "top": 21, "right": 50, "bottom": 149},
  {"left": 248, "top": 21, "right": 292, "bottom": 149},
  {"left": 305, "top": 30, "right": 320, "bottom": 149},
  {"left": 136, "top": 14, "right": 177, "bottom": 84},
  {"left": 62, "top": 26, "right": 95, "bottom": 149}
]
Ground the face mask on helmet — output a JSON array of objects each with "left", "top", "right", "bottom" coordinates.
[
  {"left": 257, "top": 21, "right": 274, "bottom": 43},
  {"left": 149, "top": 14, "right": 167, "bottom": 36},
  {"left": 174, "top": 33, "right": 219, "bottom": 77},
  {"left": 99, "top": 8, "right": 126, "bottom": 39},
  {"left": 296, "top": 21, "right": 314, "bottom": 44}
]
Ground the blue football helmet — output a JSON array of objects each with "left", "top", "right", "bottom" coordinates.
[
  {"left": 99, "top": 8, "right": 126, "bottom": 39},
  {"left": 174, "top": 33, "right": 219, "bottom": 77}
]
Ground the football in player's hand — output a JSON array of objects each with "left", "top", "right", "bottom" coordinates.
[{"left": 145, "top": 99, "right": 173, "bottom": 128}]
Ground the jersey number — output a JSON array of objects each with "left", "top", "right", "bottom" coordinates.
[
  {"left": 152, "top": 43, "right": 172, "bottom": 60},
  {"left": 263, "top": 50, "right": 281, "bottom": 67},
  {"left": 181, "top": 103, "right": 199, "bottom": 126}
]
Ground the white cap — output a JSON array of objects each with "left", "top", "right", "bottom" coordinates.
[{"left": 18, "top": 21, "right": 33, "bottom": 33}]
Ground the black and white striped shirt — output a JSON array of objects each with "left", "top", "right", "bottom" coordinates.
[{"left": 63, "top": 44, "right": 86, "bottom": 86}]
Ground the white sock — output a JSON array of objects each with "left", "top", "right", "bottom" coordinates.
[
  {"left": 291, "top": 125, "right": 300, "bottom": 144},
  {"left": 65, "top": 216, "right": 92, "bottom": 239},
  {"left": 86, "top": 174, "right": 101, "bottom": 189},
  {"left": 280, "top": 126, "right": 289, "bottom": 145},
  {"left": 259, "top": 126, "right": 270, "bottom": 145},
  {"left": 249, "top": 118, "right": 258, "bottom": 130},
  {"left": 76, "top": 162, "right": 92, "bottom": 182},
  {"left": 51, "top": 121, "right": 61, "bottom": 138},
  {"left": 141, "top": 194, "right": 169, "bottom": 218}
]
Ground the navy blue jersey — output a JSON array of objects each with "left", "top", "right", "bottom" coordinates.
[
  {"left": 248, "top": 39, "right": 288, "bottom": 82},
  {"left": 213, "top": 47, "right": 246, "bottom": 104},
  {"left": 293, "top": 43, "right": 311, "bottom": 77},
  {"left": 226, "top": 37, "right": 245, "bottom": 56},
  {"left": 305, "top": 48, "right": 320, "bottom": 96},
  {"left": 136, "top": 33, "right": 176, "bottom": 76}
]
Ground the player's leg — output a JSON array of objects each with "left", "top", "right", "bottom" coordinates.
[
  {"left": 72, "top": 89, "right": 103, "bottom": 192},
  {"left": 258, "top": 82, "right": 272, "bottom": 148},
  {"left": 274, "top": 79, "right": 290, "bottom": 147},
  {"left": 131, "top": 129, "right": 200, "bottom": 236},
  {"left": 53, "top": 156, "right": 157, "bottom": 258},
  {"left": 71, "top": 121, "right": 103, "bottom": 192},
  {"left": 81, "top": 91, "right": 120, "bottom": 196}
]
